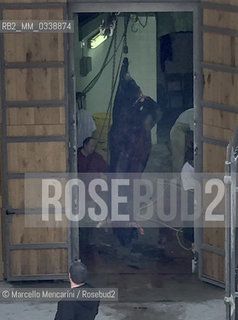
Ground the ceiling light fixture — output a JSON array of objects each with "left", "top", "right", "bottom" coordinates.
[{"left": 89, "top": 33, "right": 108, "bottom": 49}]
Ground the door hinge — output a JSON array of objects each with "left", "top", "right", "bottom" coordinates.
[{"left": 5, "top": 210, "right": 16, "bottom": 215}]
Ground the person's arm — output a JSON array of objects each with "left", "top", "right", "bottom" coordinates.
[{"left": 54, "top": 301, "right": 74, "bottom": 320}]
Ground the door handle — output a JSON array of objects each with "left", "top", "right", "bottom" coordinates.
[{"left": 6, "top": 210, "right": 16, "bottom": 215}]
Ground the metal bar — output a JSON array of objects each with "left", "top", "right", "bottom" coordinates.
[
  {"left": 230, "top": 157, "right": 237, "bottom": 320},
  {"left": 5, "top": 208, "right": 67, "bottom": 214},
  {"left": 7, "top": 173, "right": 28, "bottom": 179},
  {"left": 69, "top": 0, "right": 199, "bottom": 2},
  {"left": 67, "top": 9, "right": 79, "bottom": 263},
  {"left": 23, "top": 171, "right": 68, "bottom": 178},
  {"left": 7, "top": 172, "right": 67, "bottom": 179},
  {"left": 200, "top": 275, "right": 225, "bottom": 288},
  {"left": 5, "top": 62, "right": 64, "bottom": 69},
  {"left": 201, "top": 244, "right": 225, "bottom": 256},
  {"left": 200, "top": 173, "right": 224, "bottom": 180},
  {"left": 231, "top": 129, "right": 238, "bottom": 319},
  {"left": 202, "top": 136, "right": 228, "bottom": 147},
  {"left": 201, "top": 100, "right": 238, "bottom": 115},
  {"left": 202, "top": 1, "right": 238, "bottom": 12},
  {"left": 193, "top": 2, "right": 204, "bottom": 282},
  {"left": 0, "top": 3, "right": 67, "bottom": 9},
  {"left": 0, "top": 5, "right": 11, "bottom": 281},
  {"left": 5, "top": 100, "right": 67, "bottom": 107},
  {"left": 6, "top": 135, "right": 66, "bottom": 142},
  {"left": 69, "top": 2, "right": 199, "bottom": 13},
  {"left": 9, "top": 243, "right": 69, "bottom": 250},
  {"left": 194, "top": 2, "right": 203, "bottom": 171},
  {"left": 225, "top": 143, "right": 232, "bottom": 320},
  {"left": 202, "top": 62, "right": 238, "bottom": 74},
  {"left": 7, "top": 274, "right": 68, "bottom": 282},
  {"left": 63, "top": 7, "right": 69, "bottom": 174},
  {"left": 202, "top": 26, "right": 238, "bottom": 37},
  {"left": 224, "top": 128, "right": 238, "bottom": 319},
  {"left": 63, "top": 5, "right": 72, "bottom": 272}
]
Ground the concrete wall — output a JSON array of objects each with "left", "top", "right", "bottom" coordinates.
[{"left": 156, "top": 12, "right": 193, "bottom": 110}]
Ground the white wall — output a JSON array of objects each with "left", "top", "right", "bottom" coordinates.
[{"left": 74, "top": 14, "right": 157, "bottom": 116}]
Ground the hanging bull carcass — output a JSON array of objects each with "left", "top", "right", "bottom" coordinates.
[
  {"left": 108, "top": 58, "right": 162, "bottom": 246},
  {"left": 109, "top": 58, "right": 161, "bottom": 173}
]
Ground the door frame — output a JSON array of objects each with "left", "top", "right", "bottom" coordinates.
[{"left": 67, "top": 0, "right": 203, "bottom": 276}]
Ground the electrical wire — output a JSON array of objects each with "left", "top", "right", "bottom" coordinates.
[
  {"left": 93, "top": 16, "right": 129, "bottom": 156},
  {"left": 82, "top": 17, "right": 129, "bottom": 95},
  {"left": 94, "top": 43, "right": 124, "bottom": 155},
  {"left": 138, "top": 15, "right": 148, "bottom": 28},
  {"left": 176, "top": 229, "right": 193, "bottom": 251},
  {"left": 131, "top": 14, "right": 148, "bottom": 32},
  {"left": 82, "top": 37, "right": 114, "bottom": 94},
  {"left": 123, "top": 180, "right": 193, "bottom": 251},
  {"left": 82, "top": 21, "right": 118, "bottom": 95}
]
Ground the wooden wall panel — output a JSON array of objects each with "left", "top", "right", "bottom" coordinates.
[
  {"left": 4, "top": 34, "right": 64, "bottom": 63},
  {"left": 7, "top": 141, "right": 66, "bottom": 172},
  {"left": 203, "top": 69, "right": 238, "bottom": 107},
  {"left": 7, "top": 125, "right": 65, "bottom": 136},
  {"left": 203, "top": 125, "right": 233, "bottom": 142},
  {"left": 203, "top": 107, "right": 238, "bottom": 141},
  {"left": 203, "top": 33, "right": 236, "bottom": 66},
  {"left": 6, "top": 106, "right": 65, "bottom": 136},
  {"left": 0, "top": 2, "right": 69, "bottom": 280},
  {"left": 202, "top": 0, "right": 238, "bottom": 286},
  {"left": 3, "top": 8, "right": 64, "bottom": 63},
  {"left": 8, "top": 179, "right": 25, "bottom": 209},
  {"left": 8, "top": 178, "right": 66, "bottom": 209},
  {"left": 9, "top": 215, "right": 67, "bottom": 244},
  {"left": 203, "top": 143, "right": 226, "bottom": 173},
  {"left": 203, "top": 107, "right": 238, "bottom": 129},
  {"left": 5, "top": 68, "right": 65, "bottom": 101},
  {"left": 202, "top": 251, "right": 224, "bottom": 283},
  {"left": 10, "top": 249, "right": 68, "bottom": 276},
  {"left": 202, "top": 0, "right": 237, "bottom": 13},
  {"left": 2, "top": 8, "right": 64, "bottom": 20},
  {"left": 203, "top": 227, "right": 225, "bottom": 249},
  {"left": 6, "top": 107, "right": 65, "bottom": 125},
  {"left": 236, "top": 38, "right": 238, "bottom": 67}
]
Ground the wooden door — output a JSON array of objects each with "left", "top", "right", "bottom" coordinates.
[
  {"left": 200, "top": 0, "right": 238, "bottom": 286},
  {"left": 0, "top": 1, "right": 71, "bottom": 280}
]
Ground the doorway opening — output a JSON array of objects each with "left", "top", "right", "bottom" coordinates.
[{"left": 73, "top": 11, "right": 195, "bottom": 298}]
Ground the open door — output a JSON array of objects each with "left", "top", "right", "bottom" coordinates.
[
  {"left": 197, "top": 1, "right": 238, "bottom": 286},
  {"left": 0, "top": 4, "right": 71, "bottom": 281}
]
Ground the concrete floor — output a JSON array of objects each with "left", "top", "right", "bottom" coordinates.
[{"left": 0, "top": 275, "right": 225, "bottom": 320}]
